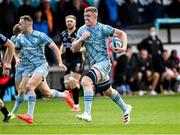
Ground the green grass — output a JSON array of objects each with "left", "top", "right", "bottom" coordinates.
[{"left": 0, "top": 94, "right": 180, "bottom": 134}]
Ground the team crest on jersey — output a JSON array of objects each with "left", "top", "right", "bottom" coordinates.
[
  {"left": 63, "top": 37, "right": 67, "bottom": 42},
  {"left": 71, "top": 37, "right": 75, "bottom": 42},
  {"left": 33, "top": 39, "right": 38, "bottom": 43}
]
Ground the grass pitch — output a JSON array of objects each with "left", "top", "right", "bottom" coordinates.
[{"left": 0, "top": 94, "right": 180, "bottom": 134}]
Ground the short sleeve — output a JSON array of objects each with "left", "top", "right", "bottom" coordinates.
[
  {"left": 41, "top": 32, "right": 53, "bottom": 46},
  {"left": 76, "top": 27, "right": 83, "bottom": 40},
  {"left": 0, "top": 34, "right": 7, "bottom": 45},
  {"left": 15, "top": 37, "right": 21, "bottom": 50},
  {"left": 10, "top": 36, "right": 16, "bottom": 44},
  {"left": 102, "top": 24, "right": 115, "bottom": 37}
]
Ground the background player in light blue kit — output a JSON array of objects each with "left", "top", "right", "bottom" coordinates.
[
  {"left": 72, "top": 6, "right": 132, "bottom": 124},
  {"left": 8, "top": 22, "right": 74, "bottom": 122},
  {"left": 10, "top": 15, "right": 73, "bottom": 124}
]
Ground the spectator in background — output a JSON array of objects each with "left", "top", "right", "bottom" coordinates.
[
  {"left": 146, "top": 0, "right": 165, "bottom": 23},
  {"left": 39, "top": 0, "right": 55, "bottom": 36},
  {"left": 0, "top": 0, "right": 17, "bottom": 38},
  {"left": 155, "top": 50, "right": 175, "bottom": 94},
  {"left": 64, "top": 0, "right": 89, "bottom": 29},
  {"left": 122, "top": 0, "right": 139, "bottom": 25},
  {"left": 104, "top": 0, "right": 118, "bottom": 27},
  {"left": 33, "top": 9, "right": 49, "bottom": 35},
  {"left": 166, "top": 0, "right": 180, "bottom": 18},
  {"left": 55, "top": 0, "right": 66, "bottom": 33},
  {"left": 137, "top": 26, "right": 164, "bottom": 74},
  {"left": 168, "top": 50, "right": 179, "bottom": 76},
  {"left": 137, "top": 26, "right": 164, "bottom": 58},
  {"left": 125, "top": 46, "right": 141, "bottom": 95},
  {"left": 136, "top": 49, "right": 160, "bottom": 95},
  {"left": 113, "top": 52, "right": 130, "bottom": 96},
  {"left": 38, "top": 0, "right": 57, "bottom": 65},
  {"left": 168, "top": 50, "right": 180, "bottom": 92},
  {"left": 98, "top": 0, "right": 109, "bottom": 25},
  {"left": 18, "top": 0, "right": 35, "bottom": 19}
]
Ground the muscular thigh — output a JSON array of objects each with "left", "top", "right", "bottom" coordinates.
[
  {"left": 64, "top": 74, "right": 70, "bottom": 81},
  {"left": 70, "top": 71, "right": 81, "bottom": 81},
  {"left": 27, "top": 73, "right": 43, "bottom": 90},
  {"left": 91, "top": 60, "right": 111, "bottom": 83},
  {"left": 15, "top": 80, "right": 21, "bottom": 91},
  {"left": 37, "top": 80, "right": 51, "bottom": 96},
  {"left": 18, "top": 76, "right": 29, "bottom": 93},
  {"left": 91, "top": 67, "right": 108, "bottom": 83}
]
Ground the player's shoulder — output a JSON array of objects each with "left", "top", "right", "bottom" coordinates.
[
  {"left": 0, "top": 33, "right": 5, "bottom": 38},
  {"left": 76, "top": 25, "right": 87, "bottom": 35},
  {"left": 0, "top": 34, "right": 7, "bottom": 44},
  {"left": 16, "top": 33, "right": 26, "bottom": 40},
  {"left": 78, "top": 25, "right": 87, "bottom": 31},
  {"left": 10, "top": 35, "right": 17, "bottom": 43},
  {"left": 33, "top": 30, "right": 45, "bottom": 36},
  {"left": 98, "top": 22, "right": 110, "bottom": 29},
  {"left": 0, "top": 33, "right": 6, "bottom": 40},
  {"left": 34, "top": 30, "right": 50, "bottom": 40},
  {"left": 61, "top": 30, "right": 67, "bottom": 36}
]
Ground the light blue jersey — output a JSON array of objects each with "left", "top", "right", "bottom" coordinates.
[
  {"left": 15, "top": 30, "right": 52, "bottom": 77},
  {"left": 10, "top": 35, "right": 17, "bottom": 44},
  {"left": 11, "top": 35, "right": 25, "bottom": 65},
  {"left": 11, "top": 35, "right": 26, "bottom": 80},
  {"left": 77, "top": 22, "right": 115, "bottom": 67}
]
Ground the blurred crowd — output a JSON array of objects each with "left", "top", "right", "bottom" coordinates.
[
  {"left": 111, "top": 26, "right": 180, "bottom": 96},
  {"left": 0, "top": 0, "right": 180, "bottom": 98},
  {"left": 0, "top": 0, "right": 180, "bottom": 38}
]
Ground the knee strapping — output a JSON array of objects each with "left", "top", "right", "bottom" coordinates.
[
  {"left": 69, "top": 77, "right": 78, "bottom": 83},
  {"left": 84, "top": 69, "right": 97, "bottom": 83},
  {"left": 64, "top": 79, "right": 70, "bottom": 84},
  {"left": 96, "top": 80, "right": 111, "bottom": 92}
]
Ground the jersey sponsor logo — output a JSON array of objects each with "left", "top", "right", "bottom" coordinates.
[{"left": 64, "top": 43, "right": 72, "bottom": 48}]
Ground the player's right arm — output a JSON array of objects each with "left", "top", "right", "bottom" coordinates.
[
  {"left": 49, "top": 42, "right": 67, "bottom": 71},
  {"left": 72, "top": 28, "right": 90, "bottom": 52},
  {"left": 59, "top": 32, "right": 65, "bottom": 54},
  {"left": 14, "top": 49, "right": 20, "bottom": 64},
  {"left": 59, "top": 43, "right": 64, "bottom": 54},
  {"left": 0, "top": 37, "right": 15, "bottom": 76},
  {"left": 3, "top": 39, "right": 15, "bottom": 71},
  {"left": 113, "top": 29, "right": 128, "bottom": 52}
]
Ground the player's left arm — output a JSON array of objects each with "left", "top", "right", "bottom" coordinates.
[
  {"left": 59, "top": 43, "right": 65, "bottom": 54},
  {"left": 49, "top": 42, "right": 67, "bottom": 71},
  {"left": 3, "top": 39, "right": 15, "bottom": 69},
  {"left": 113, "top": 29, "right": 128, "bottom": 53}
]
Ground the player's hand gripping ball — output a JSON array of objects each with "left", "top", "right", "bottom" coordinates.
[{"left": 110, "top": 37, "right": 123, "bottom": 50}]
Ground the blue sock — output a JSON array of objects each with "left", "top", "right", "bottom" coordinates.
[
  {"left": 27, "top": 95, "right": 36, "bottom": 118},
  {"left": 111, "top": 89, "right": 127, "bottom": 113},
  {"left": 12, "top": 95, "right": 24, "bottom": 114},
  {"left": 84, "top": 90, "right": 94, "bottom": 115},
  {"left": 51, "top": 89, "right": 66, "bottom": 98}
]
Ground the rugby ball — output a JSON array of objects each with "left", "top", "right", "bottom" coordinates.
[{"left": 110, "top": 37, "right": 123, "bottom": 49}]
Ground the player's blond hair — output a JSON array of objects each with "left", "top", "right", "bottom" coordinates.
[
  {"left": 20, "top": 15, "right": 33, "bottom": 23},
  {"left": 84, "top": 6, "right": 98, "bottom": 18},
  {"left": 65, "top": 15, "right": 76, "bottom": 22},
  {"left": 13, "top": 24, "right": 21, "bottom": 36},
  {"left": 84, "top": 6, "right": 98, "bottom": 13}
]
